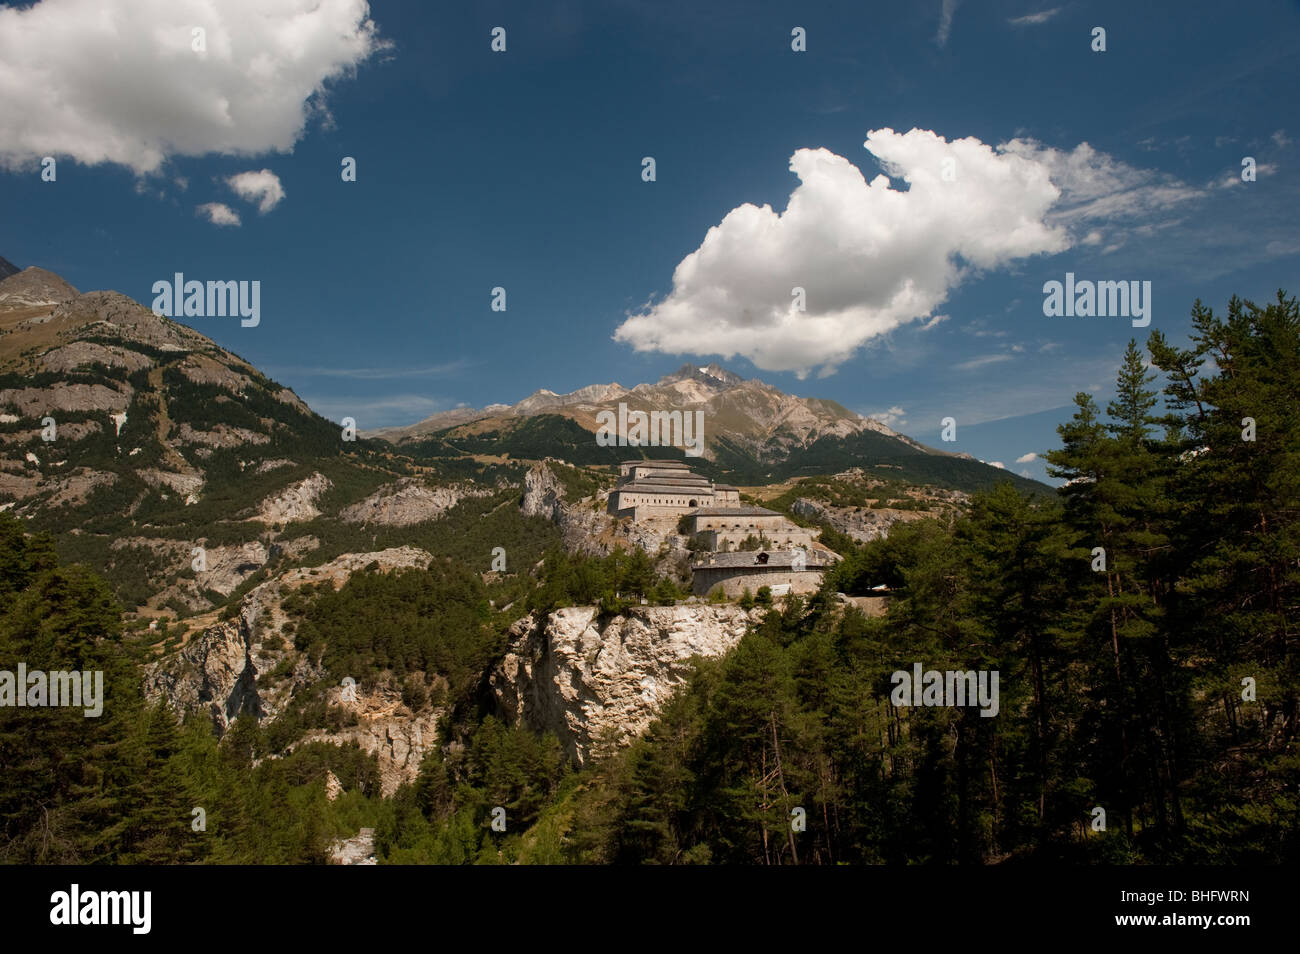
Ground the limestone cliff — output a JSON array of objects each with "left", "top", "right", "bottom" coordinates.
[
  {"left": 143, "top": 546, "right": 443, "bottom": 792},
  {"left": 339, "top": 476, "right": 493, "bottom": 526},
  {"left": 790, "top": 496, "right": 931, "bottom": 542},
  {"left": 491, "top": 604, "right": 761, "bottom": 765},
  {"left": 520, "top": 461, "right": 614, "bottom": 556},
  {"left": 520, "top": 461, "right": 690, "bottom": 577}
]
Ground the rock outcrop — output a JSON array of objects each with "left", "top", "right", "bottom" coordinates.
[
  {"left": 251, "top": 472, "right": 332, "bottom": 524},
  {"left": 143, "top": 547, "right": 437, "bottom": 789},
  {"left": 339, "top": 477, "right": 493, "bottom": 526},
  {"left": 520, "top": 462, "right": 616, "bottom": 556},
  {"left": 0, "top": 382, "right": 131, "bottom": 417},
  {"left": 329, "top": 828, "right": 376, "bottom": 865},
  {"left": 491, "top": 604, "right": 761, "bottom": 765},
  {"left": 791, "top": 496, "right": 932, "bottom": 542},
  {"left": 41, "top": 341, "right": 153, "bottom": 374},
  {"left": 0, "top": 266, "right": 79, "bottom": 308},
  {"left": 296, "top": 681, "right": 442, "bottom": 796}
]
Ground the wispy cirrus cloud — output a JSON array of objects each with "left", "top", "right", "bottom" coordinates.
[
  {"left": 263, "top": 359, "right": 468, "bottom": 380},
  {"left": 297, "top": 393, "right": 452, "bottom": 427},
  {"left": 953, "top": 353, "right": 1015, "bottom": 372},
  {"left": 935, "top": 0, "right": 962, "bottom": 47},
  {"left": 1008, "top": 8, "right": 1061, "bottom": 27}
]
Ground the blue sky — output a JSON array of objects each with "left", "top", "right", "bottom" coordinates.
[{"left": 1, "top": 0, "right": 1297, "bottom": 483}]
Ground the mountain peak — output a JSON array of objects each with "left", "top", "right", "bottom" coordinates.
[
  {"left": 659, "top": 362, "right": 746, "bottom": 389},
  {"left": 0, "top": 265, "right": 80, "bottom": 309},
  {"left": 0, "top": 256, "right": 19, "bottom": 281}
]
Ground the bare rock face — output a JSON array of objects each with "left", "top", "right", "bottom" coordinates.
[
  {"left": 178, "top": 354, "right": 255, "bottom": 393},
  {"left": 177, "top": 421, "right": 270, "bottom": 448},
  {"left": 791, "top": 496, "right": 931, "bottom": 542},
  {"left": 520, "top": 461, "right": 566, "bottom": 521},
  {"left": 141, "top": 617, "right": 261, "bottom": 731},
  {"left": 199, "top": 541, "right": 272, "bottom": 596},
  {"left": 254, "top": 458, "right": 295, "bottom": 474},
  {"left": 492, "top": 604, "right": 761, "bottom": 765},
  {"left": 297, "top": 681, "right": 443, "bottom": 796},
  {"left": 0, "top": 266, "right": 79, "bottom": 308},
  {"left": 251, "top": 472, "right": 332, "bottom": 524},
  {"left": 329, "top": 828, "right": 376, "bottom": 865},
  {"left": 339, "top": 477, "right": 493, "bottom": 527},
  {"left": 324, "top": 771, "right": 344, "bottom": 801},
  {"left": 144, "top": 547, "right": 434, "bottom": 742},
  {"left": 521, "top": 462, "right": 616, "bottom": 556},
  {"left": 41, "top": 467, "right": 117, "bottom": 508},
  {"left": 51, "top": 291, "right": 203, "bottom": 352},
  {"left": 41, "top": 341, "right": 153, "bottom": 374},
  {"left": 139, "top": 468, "right": 204, "bottom": 499},
  {"left": 0, "top": 383, "right": 131, "bottom": 417}
]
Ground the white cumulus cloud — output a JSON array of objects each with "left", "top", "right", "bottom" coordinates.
[
  {"left": 227, "top": 169, "right": 286, "bottom": 213},
  {"left": 0, "top": 0, "right": 386, "bottom": 174},
  {"left": 613, "top": 128, "right": 1201, "bottom": 377},
  {"left": 196, "top": 202, "right": 241, "bottom": 226},
  {"left": 1015, "top": 452, "right": 1038, "bottom": 464},
  {"left": 868, "top": 406, "right": 907, "bottom": 429}
]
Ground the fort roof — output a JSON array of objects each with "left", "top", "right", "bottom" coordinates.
[
  {"left": 618, "top": 477, "right": 713, "bottom": 489},
  {"left": 690, "top": 506, "right": 781, "bottom": 517},
  {"left": 622, "top": 459, "right": 690, "bottom": 468},
  {"left": 692, "top": 550, "right": 837, "bottom": 569},
  {"left": 615, "top": 483, "right": 713, "bottom": 496}
]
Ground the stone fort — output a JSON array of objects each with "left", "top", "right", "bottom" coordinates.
[
  {"left": 607, "top": 459, "right": 839, "bottom": 598},
  {"left": 606, "top": 459, "right": 740, "bottom": 519}
]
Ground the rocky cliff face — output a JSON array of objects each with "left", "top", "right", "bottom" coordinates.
[
  {"left": 295, "top": 681, "right": 442, "bottom": 796},
  {"left": 250, "top": 472, "right": 333, "bottom": 524},
  {"left": 329, "top": 828, "right": 377, "bottom": 865},
  {"left": 143, "top": 615, "right": 263, "bottom": 730},
  {"left": 520, "top": 461, "right": 691, "bottom": 579},
  {"left": 790, "top": 496, "right": 932, "bottom": 542},
  {"left": 339, "top": 476, "right": 493, "bottom": 526},
  {"left": 143, "top": 546, "right": 443, "bottom": 791},
  {"left": 491, "top": 604, "right": 761, "bottom": 765},
  {"left": 520, "top": 462, "right": 615, "bottom": 556}
]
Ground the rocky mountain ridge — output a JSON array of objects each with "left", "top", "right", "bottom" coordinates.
[{"left": 368, "top": 360, "right": 929, "bottom": 465}]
